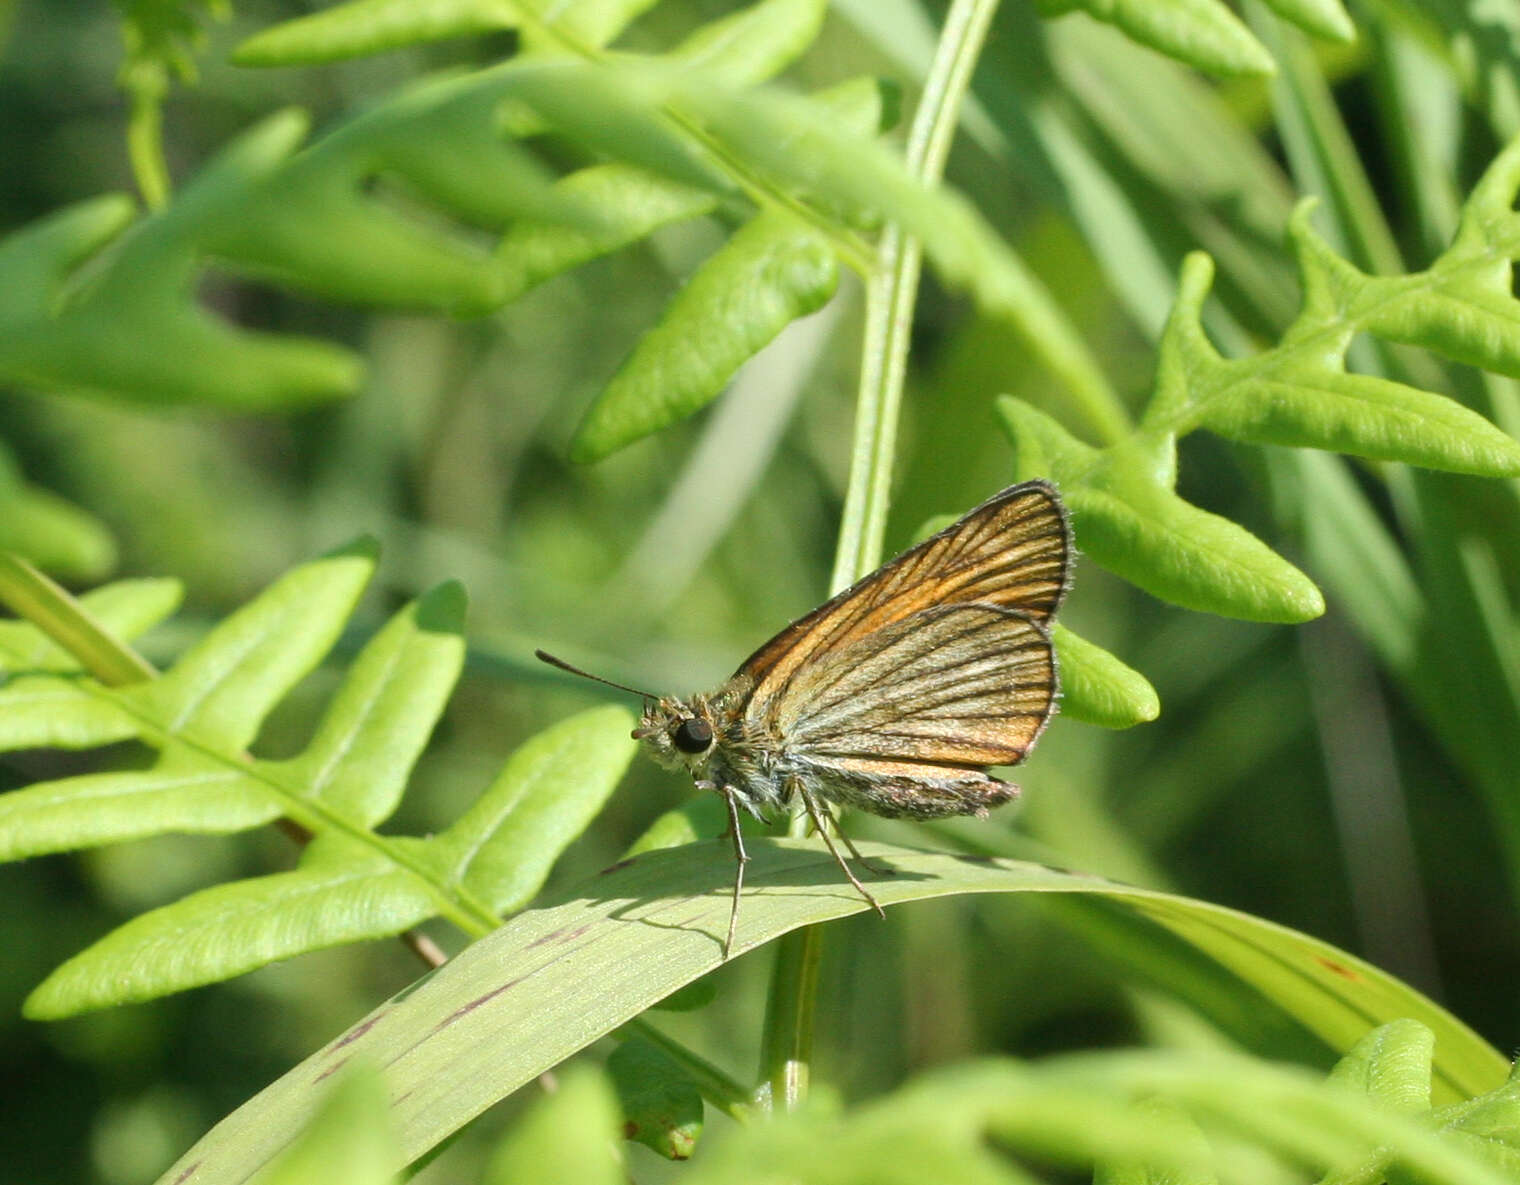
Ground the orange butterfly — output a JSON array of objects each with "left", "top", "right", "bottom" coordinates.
[{"left": 539, "top": 479, "right": 1070, "bottom": 955}]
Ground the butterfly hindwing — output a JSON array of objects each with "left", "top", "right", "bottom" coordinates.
[
  {"left": 787, "top": 754, "right": 1018, "bottom": 820},
  {"left": 760, "top": 602, "right": 1057, "bottom": 769}
]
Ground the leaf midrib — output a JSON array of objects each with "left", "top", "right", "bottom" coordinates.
[{"left": 93, "top": 681, "right": 502, "bottom": 937}]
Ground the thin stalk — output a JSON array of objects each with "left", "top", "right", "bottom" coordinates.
[
  {"left": 127, "top": 88, "right": 172, "bottom": 211},
  {"left": 830, "top": 0, "right": 1002, "bottom": 593},
  {"left": 757, "top": 917, "right": 824, "bottom": 1110},
  {"left": 0, "top": 551, "right": 158, "bottom": 684},
  {"left": 761, "top": 0, "right": 1003, "bottom": 1113},
  {"left": 623, "top": 1018, "right": 754, "bottom": 1124}
]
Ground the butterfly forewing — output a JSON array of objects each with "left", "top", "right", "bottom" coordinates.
[
  {"left": 770, "top": 603, "right": 1056, "bottom": 767},
  {"left": 739, "top": 481, "right": 1069, "bottom": 708}
]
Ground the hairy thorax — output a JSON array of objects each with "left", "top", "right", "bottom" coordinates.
[{"left": 634, "top": 675, "right": 789, "bottom": 818}]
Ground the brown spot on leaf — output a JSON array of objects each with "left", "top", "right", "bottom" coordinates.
[
  {"left": 331, "top": 1012, "right": 385, "bottom": 1051},
  {"left": 1316, "top": 956, "right": 1361, "bottom": 981},
  {"left": 431, "top": 976, "right": 524, "bottom": 1032}
]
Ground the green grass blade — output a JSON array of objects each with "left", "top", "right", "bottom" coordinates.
[
  {"left": 1292, "top": 451, "right": 1420, "bottom": 669},
  {"left": 158, "top": 841, "right": 1507, "bottom": 1183}
]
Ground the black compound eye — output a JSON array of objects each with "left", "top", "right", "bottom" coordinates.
[{"left": 672, "top": 717, "right": 714, "bottom": 754}]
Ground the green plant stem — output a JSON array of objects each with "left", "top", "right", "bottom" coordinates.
[
  {"left": 0, "top": 551, "right": 158, "bottom": 684},
  {"left": 757, "top": 918, "right": 824, "bottom": 1110},
  {"left": 622, "top": 1017, "right": 754, "bottom": 1124},
  {"left": 760, "top": 0, "right": 1002, "bottom": 1113},
  {"left": 829, "top": 0, "right": 1001, "bottom": 594},
  {"left": 127, "top": 87, "right": 172, "bottom": 211}
]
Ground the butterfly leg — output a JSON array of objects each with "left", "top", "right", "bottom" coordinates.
[
  {"left": 836, "top": 827, "right": 895, "bottom": 878},
  {"left": 796, "top": 781, "right": 885, "bottom": 920},
  {"left": 797, "top": 795, "right": 893, "bottom": 877},
  {"left": 719, "top": 786, "right": 749, "bottom": 958}
]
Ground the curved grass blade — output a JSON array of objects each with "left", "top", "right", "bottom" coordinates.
[{"left": 159, "top": 840, "right": 1507, "bottom": 1184}]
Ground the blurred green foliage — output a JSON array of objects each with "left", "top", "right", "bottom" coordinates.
[{"left": 2, "top": 1, "right": 1520, "bottom": 1182}]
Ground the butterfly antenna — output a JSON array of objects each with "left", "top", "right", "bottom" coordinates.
[{"left": 534, "top": 649, "right": 658, "bottom": 701}]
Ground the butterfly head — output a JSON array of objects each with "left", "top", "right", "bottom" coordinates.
[{"left": 634, "top": 696, "right": 719, "bottom": 774}]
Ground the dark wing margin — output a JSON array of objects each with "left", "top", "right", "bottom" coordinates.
[
  {"left": 769, "top": 602, "right": 1058, "bottom": 768},
  {"left": 739, "top": 480, "right": 1070, "bottom": 709}
]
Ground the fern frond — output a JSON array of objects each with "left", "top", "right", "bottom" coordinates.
[
  {"left": 5, "top": 0, "right": 1113, "bottom": 514},
  {"left": 0, "top": 443, "right": 117, "bottom": 581},
  {"left": 0, "top": 543, "right": 635, "bottom": 1018},
  {"left": 564, "top": 78, "right": 885, "bottom": 462},
  {"left": 0, "top": 1, "right": 833, "bottom": 411},
  {"left": 1041, "top": 0, "right": 1357, "bottom": 78},
  {"left": 0, "top": 79, "right": 573, "bottom": 410},
  {"left": 242, "top": 0, "right": 1353, "bottom": 81},
  {"left": 233, "top": 0, "right": 818, "bottom": 66},
  {"left": 991, "top": 137, "right": 1520, "bottom": 722}
]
